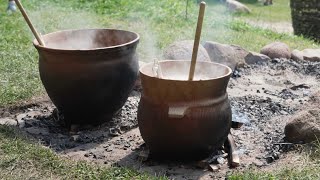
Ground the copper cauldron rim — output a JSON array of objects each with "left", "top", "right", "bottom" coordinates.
[
  {"left": 139, "top": 60, "right": 232, "bottom": 82},
  {"left": 33, "top": 28, "right": 140, "bottom": 52}
]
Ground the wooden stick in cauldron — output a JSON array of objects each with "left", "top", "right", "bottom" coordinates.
[
  {"left": 188, "top": 1, "right": 206, "bottom": 81},
  {"left": 14, "top": 0, "right": 45, "bottom": 46}
]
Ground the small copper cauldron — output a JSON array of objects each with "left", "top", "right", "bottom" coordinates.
[
  {"left": 138, "top": 60, "right": 232, "bottom": 159},
  {"left": 33, "top": 29, "right": 139, "bottom": 125}
]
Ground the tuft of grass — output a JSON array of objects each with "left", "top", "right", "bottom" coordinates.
[{"left": 0, "top": 125, "right": 166, "bottom": 180}]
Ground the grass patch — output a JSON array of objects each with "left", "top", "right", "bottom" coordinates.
[
  {"left": 0, "top": 125, "right": 165, "bottom": 179},
  {"left": 238, "top": 0, "right": 292, "bottom": 22}
]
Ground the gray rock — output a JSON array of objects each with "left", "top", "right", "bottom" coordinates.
[
  {"left": 163, "top": 40, "right": 210, "bottom": 62},
  {"left": 204, "top": 41, "right": 249, "bottom": 71},
  {"left": 260, "top": 42, "right": 291, "bottom": 59},
  {"left": 0, "top": 118, "right": 17, "bottom": 126},
  {"left": 245, "top": 52, "right": 271, "bottom": 65},
  {"left": 225, "top": 0, "right": 251, "bottom": 13},
  {"left": 16, "top": 111, "right": 42, "bottom": 128},
  {"left": 285, "top": 109, "right": 320, "bottom": 143},
  {"left": 302, "top": 49, "right": 320, "bottom": 62},
  {"left": 291, "top": 49, "right": 304, "bottom": 61},
  {"left": 16, "top": 113, "right": 27, "bottom": 122},
  {"left": 16, "top": 111, "right": 41, "bottom": 121},
  {"left": 25, "top": 127, "right": 49, "bottom": 135},
  {"left": 17, "top": 119, "right": 25, "bottom": 128}
]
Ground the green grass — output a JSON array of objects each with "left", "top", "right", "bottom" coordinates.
[
  {"left": 0, "top": 125, "right": 166, "bottom": 179},
  {"left": 0, "top": 0, "right": 319, "bottom": 106},
  {"left": 238, "top": 0, "right": 292, "bottom": 22}
]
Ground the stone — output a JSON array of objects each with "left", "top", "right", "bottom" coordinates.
[
  {"left": 71, "top": 135, "right": 80, "bottom": 142},
  {"left": 17, "top": 119, "right": 25, "bottom": 128},
  {"left": 225, "top": 0, "right": 251, "bottom": 14},
  {"left": 16, "top": 113, "right": 27, "bottom": 122},
  {"left": 302, "top": 49, "right": 320, "bottom": 62},
  {"left": 0, "top": 118, "right": 17, "bottom": 126},
  {"left": 204, "top": 41, "right": 249, "bottom": 71},
  {"left": 25, "top": 127, "right": 49, "bottom": 135},
  {"left": 163, "top": 40, "right": 210, "bottom": 61},
  {"left": 291, "top": 49, "right": 304, "bottom": 61},
  {"left": 285, "top": 109, "right": 320, "bottom": 143},
  {"left": 245, "top": 52, "right": 271, "bottom": 65},
  {"left": 208, "top": 164, "right": 220, "bottom": 172},
  {"left": 217, "top": 157, "right": 226, "bottom": 164},
  {"left": 16, "top": 111, "right": 41, "bottom": 122},
  {"left": 260, "top": 42, "right": 291, "bottom": 59}
]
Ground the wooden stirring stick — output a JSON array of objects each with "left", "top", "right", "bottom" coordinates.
[
  {"left": 14, "top": 0, "right": 45, "bottom": 46},
  {"left": 188, "top": 1, "right": 206, "bottom": 81}
]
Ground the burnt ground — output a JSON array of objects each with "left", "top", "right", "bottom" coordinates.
[{"left": 1, "top": 58, "right": 320, "bottom": 179}]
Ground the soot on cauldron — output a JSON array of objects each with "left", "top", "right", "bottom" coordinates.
[{"left": 34, "top": 29, "right": 140, "bottom": 126}]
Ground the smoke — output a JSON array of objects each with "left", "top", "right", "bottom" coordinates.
[
  {"left": 22, "top": 1, "right": 101, "bottom": 48},
  {"left": 43, "top": 30, "right": 97, "bottom": 50},
  {"left": 131, "top": 22, "right": 161, "bottom": 62},
  {"left": 201, "top": 2, "right": 234, "bottom": 45},
  {"left": 21, "top": 1, "right": 160, "bottom": 54},
  {"left": 19, "top": 1, "right": 232, "bottom": 61}
]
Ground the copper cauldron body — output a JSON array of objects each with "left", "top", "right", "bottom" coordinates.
[
  {"left": 138, "top": 60, "right": 232, "bottom": 159},
  {"left": 34, "top": 29, "right": 139, "bottom": 125}
]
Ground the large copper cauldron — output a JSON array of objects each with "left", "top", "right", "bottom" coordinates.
[
  {"left": 33, "top": 29, "right": 139, "bottom": 125},
  {"left": 138, "top": 60, "right": 232, "bottom": 159}
]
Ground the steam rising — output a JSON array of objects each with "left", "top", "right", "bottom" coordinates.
[
  {"left": 44, "top": 30, "right": 98, "bottom": 50},
  {"left": 42, "top": 29, "right": 137, "bottom": 50},
  {"left": 28, "top": 2, "right": 100, "bottom": 34},
  {"left": 23, "top": 1, "right": 232, "bottom": 63}
]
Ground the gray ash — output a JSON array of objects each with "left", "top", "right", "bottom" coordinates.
[{"left": 231, "top": 95, "right": 296, "bottom": 122}]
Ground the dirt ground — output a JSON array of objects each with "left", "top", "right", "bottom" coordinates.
[{"left": 1, "top": 58, "right": 320, "bottom": 179}]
